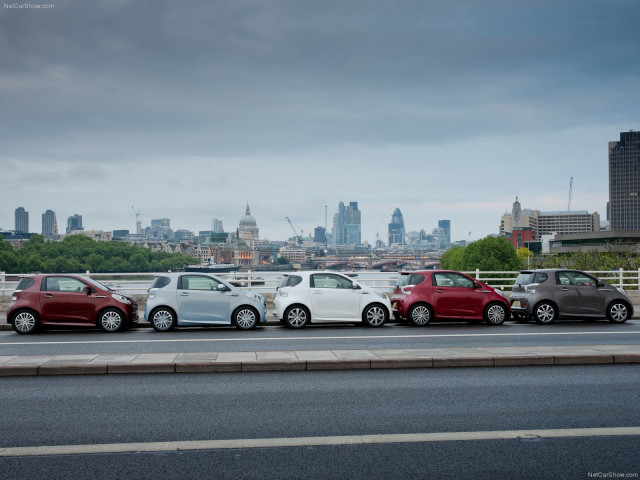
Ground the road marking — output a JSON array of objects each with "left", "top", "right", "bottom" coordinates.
[
  {"left": 1, "top": 427, "right": 639, "bottom": 457},
  {"left": 1, "top": 330, "right": 640, "bottom": 346}
]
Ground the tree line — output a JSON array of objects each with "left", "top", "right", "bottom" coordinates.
[
  {"left": 441, "top": 235, "right": 640, "bottom": 272},
  {"left": 0, "top": 234, "right": 196, "bottom": 273}
]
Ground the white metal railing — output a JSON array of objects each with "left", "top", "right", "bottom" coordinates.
[{"left": 2, "top": 268, "right": 640, "bottom": 298}]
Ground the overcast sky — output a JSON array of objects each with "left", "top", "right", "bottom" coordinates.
[{"left": 1, "top": 0, "right": 638, "bottom": 244}]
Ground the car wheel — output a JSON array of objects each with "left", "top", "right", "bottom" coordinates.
[
  {"left": 484, "top": 303, "right": 507, "bottom": 326},
  {"left": 534, "top": 302, "right": 556, "bottom": 324},
  {"left": 363, "top": 304, "right": 387, "bottom": 327},
  {"left": 408, "top": 303, "right": 432, "bottom": 327},
  {"left": 151, "top": 308, "right": 176, "bottom": 332},
  {"left": 607, "top": 301, "right": 630, "bottom": 324},
  {"left": 12, "top": 310, "right": 39, "bottom": 334},
  {"left": 98, "top": 308, "right": 124, "bottom": 332},
  {"left": 233, "top": 306, "right": 259, "bottom": 330},
  {"left": 284, "top": 306, "right": 309, "bottom": 329}
]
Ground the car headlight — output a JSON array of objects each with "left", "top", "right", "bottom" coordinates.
[
  {"left": 111, "top": 293, "right": 132, "bottom": 305},
  {"left": 493, "top": 288, "right": 507, "bottom": 298},
  {"left": 245, "top": 292, "right": 261, "bottom": 302}
]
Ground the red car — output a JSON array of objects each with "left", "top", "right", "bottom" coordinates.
[
  {"left": 391, "top": 270, "right": 510, "bottom": 326},
  {"left": 7, "top": 274, "right": 139, "bottom": 334}
]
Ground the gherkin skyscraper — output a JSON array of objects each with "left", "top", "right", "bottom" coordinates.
[{"left": 388, "top": 208, "right": 405, "bottom": 246}]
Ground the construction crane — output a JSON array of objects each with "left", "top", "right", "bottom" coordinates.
[
  {"left": 131, "top": 206, "right": 141, "bottom": 235},
  {"left": 285, "top": 217, "right": 303, "bottom": 245},
  {"left": 567, "top": 177, "right": 574, "bottom": 211}
]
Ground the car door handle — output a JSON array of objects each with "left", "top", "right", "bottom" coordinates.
[
  {"left": 44, "top": 294, "right": 53, "bottom": 298},
  {"left": 561, "top": 287, "right": 569, "bottom": 291},
  {"left": 313, "top": 291, "right": 323, "bottom": 294},
  {"left": 436, "top": 289, "right": 444, "bottom": 293},
  {"left": 181, "top": 292, "right": 190, "bottom": 296}
]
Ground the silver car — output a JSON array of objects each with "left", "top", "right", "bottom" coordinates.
[
  {"left": 144, "top": 273, "right": 267, "bottom": 331},
  {"left": 510, "top": 269, "right": 633, "bottom": 324}
]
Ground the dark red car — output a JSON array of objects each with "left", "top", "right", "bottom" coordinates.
[
  {"left": 391, "top": 270, "right": 510, "bottom": 326},
  {"left": 7, "top": 274, "right": 139, "bottom": 334}
]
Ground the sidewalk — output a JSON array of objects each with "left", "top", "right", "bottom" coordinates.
[{"left": 1, "top": 345, "right": 639, "bottom": 376}]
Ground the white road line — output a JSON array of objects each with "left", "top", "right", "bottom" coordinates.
[
  {"left": 1, "top": 330, "right": 640, "bottom": 346},
  {"left": 1, "top": 427, "right": 639, "bottom": 457}
]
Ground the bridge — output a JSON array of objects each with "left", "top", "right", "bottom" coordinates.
[{"left": 314, "top": 259, "right": 441, "bottom": 270}]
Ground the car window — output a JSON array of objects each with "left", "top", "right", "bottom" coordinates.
[
  {"left": 151, "top": 276, "right": 171, "bottom": 289},
  {"left": 433, "top": 272, "right": 474, "bottom": 288},
  {"left": 514, "top": 272, "right": 535, "bottom": 285},
  {"left": 534, "top": 273, "right": 548, "bottom": 283},
  {"left": 396, "top": 273, "right": 425, "bottom": 287},
  {"left": 42, "top": 277, "right": 87, "bottom": 293},
  {"left": 558, "top": 271, "right": 596, "bottom": 287},
  {"left": 286, "top": 275, "right": 302, "bottom": 287},
  {"left": 179, "top": 275, "right": 222, "bottom": 291},
  {"left": 15, "top": 278, "right": 35, "bottom": 291},
  {"left": 311, "top": 273, "right": 353, "bottom": 289}
]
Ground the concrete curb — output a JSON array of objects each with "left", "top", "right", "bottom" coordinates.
[{"left": 1, "top": 347, "right": 639, "bottom": 377}]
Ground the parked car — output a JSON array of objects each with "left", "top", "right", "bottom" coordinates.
[
  {"left": 144, "top": 273, "right": 266, "bottom": 331},
  {"left": 509, "top": 269, "right": 633, "bottom": 324},
  {"left": 391, "top": 270, "right": 510, "bottom": 326},
  {"left": 273, "top": 271, "right": 392, "bottom": 328},
  {"left": 7, "top": 274, "right": 139, "bottom": 334}
]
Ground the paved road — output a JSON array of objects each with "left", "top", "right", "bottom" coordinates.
[
  {"left": 1, "top": 366, "right": 639, "bottom": 479},
  {"left": 1, "top": 320, "right": 639, "bottom": 356}
]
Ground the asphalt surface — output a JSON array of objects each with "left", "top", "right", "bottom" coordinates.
[{"left": 2, "top": 366, "right": 639, "bottom": 479}]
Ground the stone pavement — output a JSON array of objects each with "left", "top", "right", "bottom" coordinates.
[{"left": 1, "top": 344, "right": 639, "bottom": 376}]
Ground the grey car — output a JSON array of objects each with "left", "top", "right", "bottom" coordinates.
[
  {"left": 144, "top": 273, "right": 267, "bottom": 331},
  {"left": 509, "top": 269, "right": 633, "bottom": 324}
]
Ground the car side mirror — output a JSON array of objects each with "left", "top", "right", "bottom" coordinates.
[
  {"left": 353, "top": 283, "right": 361, "bottom": 290},
  {"left": 217, "top": 284, "right": 228, "bottom": 292},
  {"left": 474, "top": 282, "right": 483, "bottom": 289},
  {"left": 596, "top": 281, "right": 605, "bottom": 288},
  {"left": 83, "top": 286, "right": 93, "bottom": 295}
]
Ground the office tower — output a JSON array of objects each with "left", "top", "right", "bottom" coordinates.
[
  {"left": 212, "top": 218, "right": 224, "bottom": 233},
  {"left": 609, "top": 130, "right": 640, "bottom": 230},
  {"left": 438, "top": 219, "right": 451, "bottom": 249},
  {"left": 388, "top": 208, "right": 406, "bottom": 246},
  {"left": 42, "top": 210, "right": 58, "bottom": 235},
  {"left": 15, "top": 207, "right": 29, "bottom": 233},
  {"left": 314, "top": 226, "right": 327, "bottom": 244},
  {"left": 66, "top": 214, "right": 83, "bottom": 233},
  {"left": 332, "top": 201, "right": 361, "bottom": 245}
]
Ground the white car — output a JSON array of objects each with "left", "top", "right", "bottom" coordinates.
[{"left": 273, "top": 271, "right": 392, "bottom": 328}]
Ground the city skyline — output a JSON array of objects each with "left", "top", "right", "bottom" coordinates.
[{"left": 1, "top": 2, "right": 638, "bottom": 243}]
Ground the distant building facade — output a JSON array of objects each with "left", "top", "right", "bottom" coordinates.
[
  {"left": 332, "top": 201, "right": 361, "bottom": 245},
  {"left": 609, "top": 130, "right": 640, "bottom": 230},
  {"left": 66, "top": 214, "right": 83, "bottom": 234},
  {"left": 388, "top": 208, "right": 406, "bottom": 247},
  {"left": 500, "top": 197, "right": 599, "bottom": 245},
  {"left": 42, "top": 210, "right": 58, "bottom": 236},
  {"left": 15, "top": 207, "right": 28, "bottom": 233},
  {"left": 438, "top": 219, "right": 451, "bottom": 250}
]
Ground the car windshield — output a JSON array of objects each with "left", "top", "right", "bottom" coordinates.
[{"left": 82, "top": 276, "right": 112, "bottom": 291}]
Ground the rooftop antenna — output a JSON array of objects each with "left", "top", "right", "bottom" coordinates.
[{"left": 568, "top": 177, "right": 574, "bottom": 211}]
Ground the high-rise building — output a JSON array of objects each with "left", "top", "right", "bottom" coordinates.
[
  {"left": 609, "top": 130, "right": 640, "bottom": 230},
  {"left": 388, "top": 208, "right": 405, "bottom": 246},
  {"left": 314, "top": 226, "right": 327, "bottom": 244},
  {"left": 212, "top": 218, "right": 224, "bottom": 233},
  {"left": 150, "top": 218, "right": 172, "bottom": 239},
  {"left": 15, "top": 207, "right": 29, "bottom": 233},
  {"left": 332, "top": 201, "right": 361, "bottom": 245},
  {"left": 66, "top": 214, "right": 83, "bottom": 233},
  {"left": 42, "top": 210, "right": 58, "bottom": 236},
  {"left": 438, "top": 219, "right": 451, "bottom": 249}
]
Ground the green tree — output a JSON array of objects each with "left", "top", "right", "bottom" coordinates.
[
  {"left": 440, "top": 246, "right": 465, "bottom": 270},
  {"left": 462, "top": 236, "right": 520, "bottom": 271}
]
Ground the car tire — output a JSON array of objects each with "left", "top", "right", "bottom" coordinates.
[
  {"left": 362, "top": 304, "right": 388, "bottom": 327},
  {"left": 607, "top": 301, "right": 630, "bottom": 324},
  {"left": 284, "top": 306, "right": 310, "bottom": 329},
  {"left": 408, "top": 303, "right": 432, "bottom": 327},
  {"left": 150, "top": 308, "right": 176, "bottom": 332},
  {"left": 98, "top": 308, "right": 124, "bottom": 333},
  {"left": 534, "top": 302, "right": 556, "bottom": 324},
  {"left": 233, "top": 306, "right": 259, "bottom": 330},
  {"left": 12, "top": 310, "right": 39, "bottom": 334},
  {"left": 484, "top": 303, "right": 507, "bottom": 326}
]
